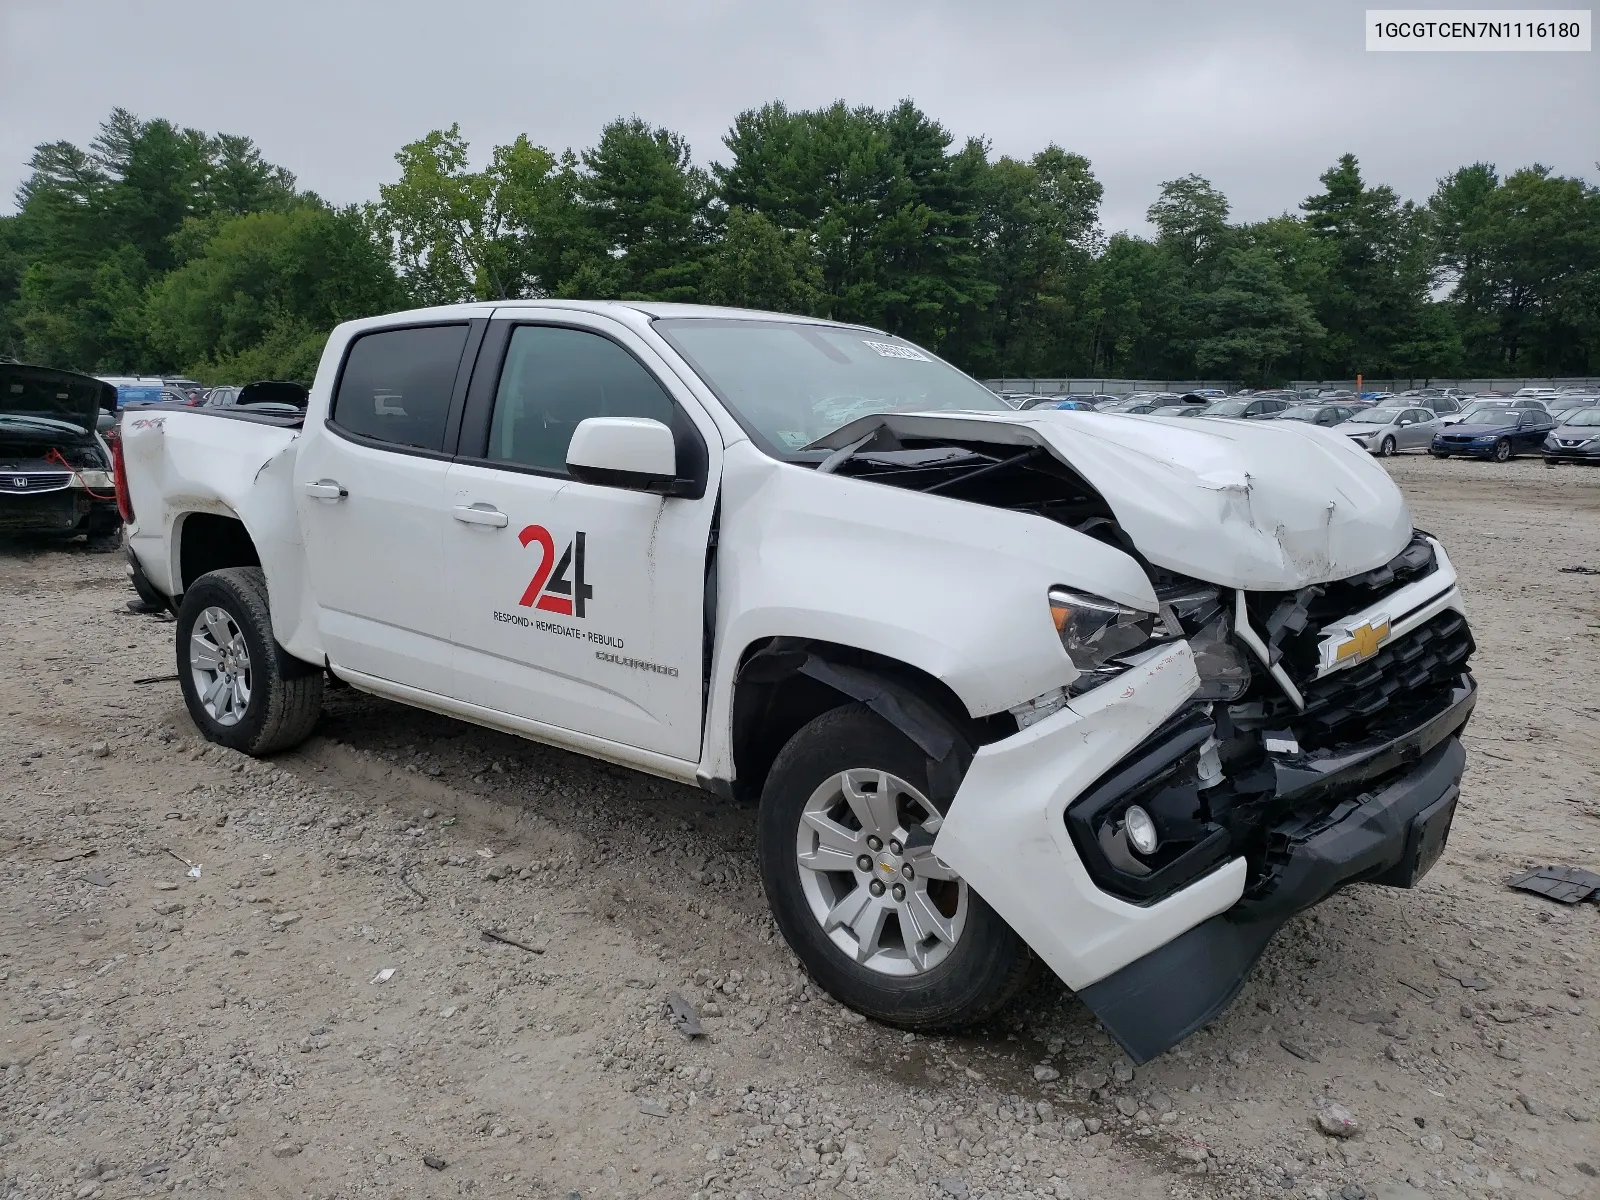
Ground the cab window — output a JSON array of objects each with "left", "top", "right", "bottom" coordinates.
[
  {"left": 331, "top": 324, "right": 469, "bottom": 453},
  {"left": 487, "top": 325, "right": 675, "bottom": 474}
]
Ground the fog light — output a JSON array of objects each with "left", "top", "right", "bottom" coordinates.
[{"left": 1124, "top": 805, "right": 1159, "bottom": 856}]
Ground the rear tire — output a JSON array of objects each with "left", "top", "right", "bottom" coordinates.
[
  {"left": 757, "top": 703, "right": 1033, "bottom": 1032},
  {"left": 175, "top": 566, "right": 323, "bottom": 756}
]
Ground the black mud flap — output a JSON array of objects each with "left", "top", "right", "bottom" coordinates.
[{"left": 1076, "top": 914, "right": 1286, "bottom": 1065}]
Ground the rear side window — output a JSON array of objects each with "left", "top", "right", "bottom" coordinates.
[
  {"left": 487, "top": 325, "right": 675, "bottom": 473},
  {"left": 332, "top": 324, "right": 469, "bottom": 453}
]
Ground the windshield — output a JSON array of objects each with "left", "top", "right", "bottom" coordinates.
[
  {"left": 654, "top": 318, "right": 1005, "bottom": 453},
  {"left": 1348, "top": 408, "right": 1401, "bottom": 424},
  {"left": 1459, "top": 405, "right": 1511, "bottom": 423},
  {"left": 1276, "top": 407, "right": 1324, "bottom": 421},
  {"left": 1203, "top": 400, "right": 1251, "bottom": 416},
  {"left": 1561, "top": 408, "right": 1600, "bottom": 427}
]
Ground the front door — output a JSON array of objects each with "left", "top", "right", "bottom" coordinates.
[
  {"left": 295, "top": 321, "right": 473, "bottom": 694},
  {"left": 444, "top": 315, "right": 719, "bottom": 761}
]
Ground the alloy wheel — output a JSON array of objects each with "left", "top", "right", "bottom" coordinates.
[
  {"left": 793, "top": 768, "right": 968, "bottom": 977},
  {"left": 189, "top": 605, "right": 252, "bottom": 726}
]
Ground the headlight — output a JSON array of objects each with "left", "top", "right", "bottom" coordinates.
[
  {"left": 1048, "top": 588, "right": 1159, "bottom": 695},
  {"left": 1156, "top": 585, "right": 1252, "bottom": 700}
]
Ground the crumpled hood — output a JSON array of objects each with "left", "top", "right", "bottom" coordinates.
[{"left": 813, "top": 409, "right": 1414, "bottom": 590}]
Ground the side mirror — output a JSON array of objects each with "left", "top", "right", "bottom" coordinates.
[
  {"left": 1399, "top": 419, "right": 1413, "bottom": 427},
  {"left": 567, "top": 417, "right": 684, "bottom": 495}
]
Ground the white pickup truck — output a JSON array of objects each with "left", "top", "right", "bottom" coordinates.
[{"left": 118, "top": 302, "right": 1477, "bottom": 1061}]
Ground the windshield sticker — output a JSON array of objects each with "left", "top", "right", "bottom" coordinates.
[
  {"left": 862, "top": 340, "right": 931, "bottom": 362},
  {"left": 774, "top": 429, "right": 811, "bottom": 448}
]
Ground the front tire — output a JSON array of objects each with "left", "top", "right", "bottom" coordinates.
[
  {"left": 175, "top": 566, "right": 323, "bottom": 755},
  {"left": 1379, "top": 436, "right": 1397, "bottom": 457},
  {"left": 757, "top": 703, "right": 1032, "bottom": 1031},
  {"left": 1492, "top": 438, "right": 1512, "bottom": 463}
]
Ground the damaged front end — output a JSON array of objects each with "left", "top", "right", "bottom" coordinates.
[
  {"left": 812, "top": 419, "right": 1476, "bottom": 1061},
  {"left": 1072, "top": 533, "right": 1475, "bottom": 1060}
]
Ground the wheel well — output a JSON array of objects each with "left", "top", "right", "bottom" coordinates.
[
  {"left": 178, "top": 513, "right": 261, "bottom": 594},
  {"left": 728, "top": 638, "right": 1008, "bottom": 804}
]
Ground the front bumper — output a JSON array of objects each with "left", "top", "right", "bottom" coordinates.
[
  {"left": 1543, "top": 442, "right": 1600, "bottom": 461},
  {"left": 1433, "top": 439, "right": 1501, "bottom": 457},
  {"left": 1079, "top": 680, "right": 1473, "bottom": 1062},
  {"left": 0, "top": 487, "right": 99, "bottom": 534}
]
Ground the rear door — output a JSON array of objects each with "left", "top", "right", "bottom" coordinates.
[
  {"left": 443, "top": 312, "right": 720, "bottom": 760},
  {"left": 295, "top": 320, "right": 481, "bottom": 693}
]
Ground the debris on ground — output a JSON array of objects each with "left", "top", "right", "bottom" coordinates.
[
  {"left": 50, "top": 847, "right": 96, "bottom": 862},
  {"left": 423, "top": 1155, "right": 446, "bottom": 1170},
  {"left": 665, "top": 991, "right": 704, "bottom": 1038},
  {"left": 1316, "top": 1104, "right": 1359, "bottom": 1137},
  {"left": 480, "top": 928, "right": 544, "bottom": 954},
  {"left": 1508, "top": 864, "right": 1600, "bottom": 904},
  {"left": 370, "top": 967, "right": 396, "bottom": 984},
  {"left": 132, "top": 673, "right": 180, "bottom": 684},
  {"left": 1558, "top": 565, "right": 1599, "bottom": 575}
]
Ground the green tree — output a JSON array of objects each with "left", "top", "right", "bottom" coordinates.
[
  {"left": 1193, "top": 246, "right": 1324, "bottom": 383},
  {"left": 376, "top": 125, "right": 557, "bottom": 304},
  {"left": 570, "top": 117, "right": 710, "bottom": 300},
  {"left": 700, "top": 207, "right": 821, "bottom": 313},
  {"left": 1300, "top": 153, "right": 1432, "bottom": 376},
  {"left": 144, "top": 204, "right": 404, "bottom": 380},
  {"left": 1147, "top": 174, "right": 1232, "bottom": 269}
]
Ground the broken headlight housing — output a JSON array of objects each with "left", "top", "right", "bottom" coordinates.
[
  {"left": 1048, "top": 588, "right": 1161, "bottom": 696},
  {"left": 1155, "top": 585, "right": 1251, "bottom": 700}
]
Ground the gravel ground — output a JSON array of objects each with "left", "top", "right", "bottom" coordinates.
[{"left": 1, "top": 455, "right": 1596, "bottom": 1200}]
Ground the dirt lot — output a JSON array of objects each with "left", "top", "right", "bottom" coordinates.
[{"left": 1, "top": 456, "right": 1597, "bottom": 1200}]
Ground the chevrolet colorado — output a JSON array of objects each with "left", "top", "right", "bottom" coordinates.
[{"left": 118, "top": 302, "right": 1476, "bottom": 1061}]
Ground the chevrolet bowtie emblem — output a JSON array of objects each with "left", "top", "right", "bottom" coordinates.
[{"left": 1335, "top": 617, "right": 1391, "bottom": 665}]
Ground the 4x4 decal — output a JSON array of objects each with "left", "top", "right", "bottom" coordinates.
[{"left": 518, "top": 525, "right": 593, "bottom": 617}]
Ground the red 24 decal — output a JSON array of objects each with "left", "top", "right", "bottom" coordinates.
[{"left": 518, "top": 525, "right": 592, "bottom": 618}]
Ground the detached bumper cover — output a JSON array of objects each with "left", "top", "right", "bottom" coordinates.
[{"left": 1079, "top": 687, "right": 1473, "bottom": 1063}]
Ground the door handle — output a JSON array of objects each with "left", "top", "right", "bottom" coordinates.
[
  {"left": 453, "top": 503, "right": 508, "bottom": 528},
  {"left": 303, "top": 479, "right": 347, "bottom": 500}
]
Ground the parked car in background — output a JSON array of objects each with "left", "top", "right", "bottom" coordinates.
[
  {"left": 1333, "top": 406, "right": 1441, "bottom": 456},
  {"left": 117, "top": 384, "right": 198, "bottom": 410},
  {"left": 0, "top": 362, "right": 121, "bottom": 543},
  {"left": 1549, "top": 397, "right": 1599, "bottom": 423},
  {"left": 1096, "top": 393, "right": 1204, "bottom": 415},
  {"left": 1431, "top": 408, "right": 1555, "bottom": 461},
  {"left": 1515, "top": 387, "right": 1559, "bottom": 400},
  {"left": 100, "top": 375, "right": 206, "bottom": 406},
  {"left": 1024, "top": 397, "right": 1098, "bottom": 411},
  {"left": 1019, "top": 394, "right": 1103, "bottom": 411},
  {"left": 203, "top": 381, "right": 310, "bottom": 416},
  {"left": 1542, "top": 408, "right": 1600, "bottom": 465},
  {"left": 1438, "top": 399, "right": 1548, "bottom": 426},
  {"left": 1271, "top": 403, "right": 1359, "bottom": 428},
  {"left": 1198, "top": 396, "right": 1292, "bottom": 420}
]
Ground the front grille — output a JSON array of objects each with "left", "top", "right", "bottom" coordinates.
[
  {"left": 0, "top": 471, "right": 71, "bottom": 494},
  {"left": 1287, "top": 610, "right": 1473, "bottom": 748},
  {"left": 1245, "top": 532, "right": 1439, "bottom": 679}
]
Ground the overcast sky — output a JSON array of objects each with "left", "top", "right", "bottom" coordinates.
[{"left": 2, "top": 0, "right": 1594, "bottom": 236}]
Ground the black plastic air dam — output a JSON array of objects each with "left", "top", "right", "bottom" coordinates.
[{"left": 1078, "top": 737, "right": 1467, "bottom": 1064}]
